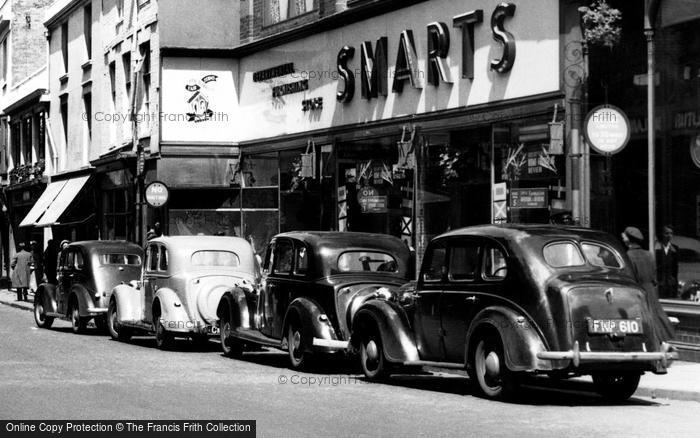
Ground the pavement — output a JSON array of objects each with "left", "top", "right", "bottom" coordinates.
[{"left": 2, "top": 287, "right": 699, "bottom": 404}]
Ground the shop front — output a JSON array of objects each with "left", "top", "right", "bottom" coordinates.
[{"left": 225, "top": 0, "right": 571, "bottom": 267}]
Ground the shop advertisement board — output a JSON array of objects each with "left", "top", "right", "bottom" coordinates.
[{"left": 510, "top": 188, "right": 548, "bottom": 209}]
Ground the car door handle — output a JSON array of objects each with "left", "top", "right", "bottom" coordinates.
[{"left": 465, "top": 296, "right": 478, "bottom": 303}]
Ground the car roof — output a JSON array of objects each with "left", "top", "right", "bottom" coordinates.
[
  {"left": 148, "top": 235, "right": 252, "bottom": 251},
  {"left": 438, "top": 224, "right": 616, "bottom": 241},
  {"left": 274, "top": 231, "right": 407, "bottom": 250},
  {"left": 68, "top": 240, "right": 142, "bottom": 253}
]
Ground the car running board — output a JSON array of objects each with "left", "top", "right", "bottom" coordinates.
[
  {"left": 401, "top": 360, "right": 465, "bottom": 369},
  {"left": 232, "top": 328, "right": 281, "bottom": 348}
]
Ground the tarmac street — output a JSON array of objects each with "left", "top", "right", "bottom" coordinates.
[{"left": 1, "top": 298, "right": 699, "bottom": 437}]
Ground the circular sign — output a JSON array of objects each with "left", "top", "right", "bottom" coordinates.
[
  {"left": 691, "top": 134, "right": 700, "bottom": 169},
  {"left": 584, "top": 105, "right": 631, "bottom": 155},
  {"left": 144, "top": 181, "right": 169, "bottom": 208}
]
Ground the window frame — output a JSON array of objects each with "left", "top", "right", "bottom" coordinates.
[
  {"left": 421, "top": 240, "right": 448, "bottom": 284},
  {"left": 262, "top": 0, "right": 318, "bottom": 27},
  {"left": 271, "top": 238, "right": 294, "bottom": 276},
  {"left": 542, "top": 240, "right": 586, "bottom": 268},
  {"left": 446, "top": 239, "right": 481, "bottom": 283},
  {"left": 481, "top": 244, "right": 509, "bottom": 282}
]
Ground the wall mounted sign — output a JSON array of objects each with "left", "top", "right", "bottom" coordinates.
[
  {"left": 253, "top": 63, "right": 295, "bottom": 82},
  {"left": 272, "top": 79, "right": 309, "bottom": 98},
  {"left": 185, "top": 75, "right": 218, "bottom": 122},
  {"left": 510, "top": 187, "right": 547, "bottom": 209},
  {"left": 337, "top": 2, "right": 517, "bottom": 103},
  {"left": 584, "top": 105, "right": 631, "bottom": 156},
  {"left": 144, "top": 181, "right": 170, "bottom": 208},
  {"left": 302, "top": 97, "right": 323, "bottom": 112}
]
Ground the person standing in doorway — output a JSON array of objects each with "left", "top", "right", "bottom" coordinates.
[
  {"left": 11, "top": 242, "right": 33, "bottom": 301},
  {"left": 622, "top": 227, "right": 675, "bottom": 343},
  {"left": 655, "top": 225, "right": 679, "bottom": 299},
  {"left": 43, "top": 239, "right": 59, "bottom": 284}
]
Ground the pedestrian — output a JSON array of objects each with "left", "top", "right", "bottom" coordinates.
[
  {"left": 43, "top": 239, "right": 59, "bottom": 284},
  {"left": 655, "top": 225, "right": 679, "bottom": 299},
  {"left": 621, "top": 226, "right": 675, "bottom": 343},
  {"left": 10, "top": 242, "right": 33, "bottom": 301},
  {"left": 30, "top": 240, "right": 44, "bottom": 290}
]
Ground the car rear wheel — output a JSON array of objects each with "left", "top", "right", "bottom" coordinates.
[
  {"left": 287, "top": 323, "right": 310, "bottom": 370},
  {"left": 33, "top": 293, "right": 53, "bottom": 329},
  {"left": 154, "top": 311, "right": 174, "bottom": 350},
  {"left": 360, "top": 329, "right": 389, "bottom": 381},
  {"left": 470, "top": 332, "right": 519, "bottom": 400},
  {"left": 592, "top": 372, "right": 641, "bottom": 402},
  {"left": 220, "top": 308, "right": 243, "bottom": 359},
  {"left": 108, "top": 300, "right": 132, "bottom": 341},
  {"left": 69, "top": 300, "right": 87, "bottom": 334}
]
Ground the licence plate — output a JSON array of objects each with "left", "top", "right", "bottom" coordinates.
[{"left": 587, "top": 318, "right": 643, "bottom": 335}]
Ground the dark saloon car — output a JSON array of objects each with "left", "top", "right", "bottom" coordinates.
[
  {"left": 33, "top": 240, "right": 143, "bottom": 333},
  {"left": 350, "top": 225, "right": 677, "bottom": 401},
  {"left": 217, "top": 231, "right": 411, "bottom": 369}
]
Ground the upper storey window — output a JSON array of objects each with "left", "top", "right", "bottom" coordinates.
[{"left": 263, "top": 0, "right": 316, "bottom": 26}]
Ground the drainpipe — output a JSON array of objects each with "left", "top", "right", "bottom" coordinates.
[{"left": 645, "top": 0, "right": 660, "bottom": 254}]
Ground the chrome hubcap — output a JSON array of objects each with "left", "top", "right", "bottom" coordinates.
[
  {"left": 485, "top": 351, "right": 500, "bottom": 379},
  {"left": 366, "top": 340, "right": 379, "bottom": 362}
]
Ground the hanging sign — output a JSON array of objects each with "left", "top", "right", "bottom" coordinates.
[
  {"left": 584, "top": 105, "right": 631, "bottom": 155},
  {"left": 144, "top": 181, "right": 170, "bottom": 208}
]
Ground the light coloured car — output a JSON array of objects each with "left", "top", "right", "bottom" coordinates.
[{"left": 107, "top": 236, "right": 258, "bottom": 349}]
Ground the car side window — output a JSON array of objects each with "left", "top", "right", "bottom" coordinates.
[
  {"left": 448, "top": 241, "right": 479, "bottom": 281},
  {"left": 273, "top": 240, "right": 293, "bottom": 275},
  {"left": 74, "top": 251, "right": 85, "bottom": 270},
  {"left": 483, "top": 246, "right": 508, "bottom": 280},
  {"left": 294, "top": 245, "right": 309, "bottom": 276},
  {"left": 262, "top": 243, "right": 273, "bottom": 275},
  {"left": 147, "top": 245, "right": 159, "bottom": 271},
  {"left": 423, "top": 241, "right": 447, "bottom": 282},
  {"left": 159, "top": 246, "right": 168, "bottom": 271},
  {"left": 66, "top": 251, "right": 75, "bottom": 270}
]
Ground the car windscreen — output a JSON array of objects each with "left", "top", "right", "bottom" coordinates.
[
  {"left": 543, "top": 242, "right": 585, "bottom": 268},
  {"left": 101, "top": 254, "right": 142, "bottom": 265},
  {"left": 337, "top": 251, "right": 398, "bottom": 273},
  {"left": 191, "top": 250, "right": 240, "bottom": 267},
  {"left": 581, "top": 242, "right": 623, "bottom": 268}
]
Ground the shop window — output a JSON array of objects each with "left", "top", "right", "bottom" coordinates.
[
  {"left": 103, "top": 188, "right": 132, "bottom": 241},
  {"left": 263, "top": 0, "right": 316, "bottom": 26},
  {"left": 280, "top": 148, "right": 320, "bottom": 231}
]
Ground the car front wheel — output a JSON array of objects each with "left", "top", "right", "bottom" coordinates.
[
  {"left": 592, "top": 372, "right": 640, "bottom": 402},
  {"left": 69, "top": 300, "right": 87, "bottom": 334},
  {"left": 287, "top": 323, "right": 310, "bottom": 370},
  {"left": 470, "top": 332, "right": 519, "bottom": 399},
  {"left": 33, "top": 293, "right": 54, "bottom": 329},
  {"left": 108, "top": 300, "right": 131, "bottom": 341},
  {"left": 360, "top": 330, "right": 389, "bottom": 381}
]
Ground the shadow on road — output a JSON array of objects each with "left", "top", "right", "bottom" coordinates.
[
  {"left": 373, "top": 373, "right": 662, "bottom": 407},
  {"left": 107, "top": 336, "right": 222, "bottom": 353}
]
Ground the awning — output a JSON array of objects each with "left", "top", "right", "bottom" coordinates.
[
  {"left": 20, "top": 175, "right": 91, "bottom": 228},
  {"left": 18, "top": 180, "right": 68, "bottom": 227}
]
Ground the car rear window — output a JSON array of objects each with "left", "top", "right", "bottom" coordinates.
[
  {"left": 191, "top": 250, "right": 240, "bottom": 267},
  {"left": 101, "top": 254, "right": 141, "bottom": 265},
  {"left": 543, "top": 242, "right": 585, "bottom": 268},
  {"left": 337, "top": 251, "right": 398, "bottom": 273},
  {"left": 581, "top": 243, "right": 623, "bottom": 268}
]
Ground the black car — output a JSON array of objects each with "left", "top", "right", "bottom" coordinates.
[
  {"left": 350, "top": 225, "right": 677, "bottom": 401},
  {"left": 217, "top": 231, "right": 410, "bottom": 369},
  {"left": 33, "top": 240, "right": 143, "bottom": 333}
]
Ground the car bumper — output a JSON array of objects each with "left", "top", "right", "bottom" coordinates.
[
  {"left": 537, "top": 341, "right": 678, "bottom": 368},
  {"left": 312, "top": 338, "right": 349, "bottom": 351},
  {"left": 85, "top": 307, "right": 108, "bottom": 316}
]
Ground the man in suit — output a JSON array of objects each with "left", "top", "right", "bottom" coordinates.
[{"left": 655, "top": 225, "right": 679, "bottom": 299}]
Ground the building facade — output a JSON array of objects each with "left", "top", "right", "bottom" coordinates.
[{"left": 0, "top": 0, "right": 53, "bottom": 282}]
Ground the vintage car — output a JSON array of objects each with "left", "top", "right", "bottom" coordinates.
[
  {"left": 350, "top": 225, "right": 678, "bottom": 401},
  {"left": 217, "top": 231, "right": 411, "bottom": 369},
  {"left": 33, "top": 241, "right": 143, "bottom": 333},
  {"left": 107, "top": 236, "right": 258, "bottom": 349}
]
